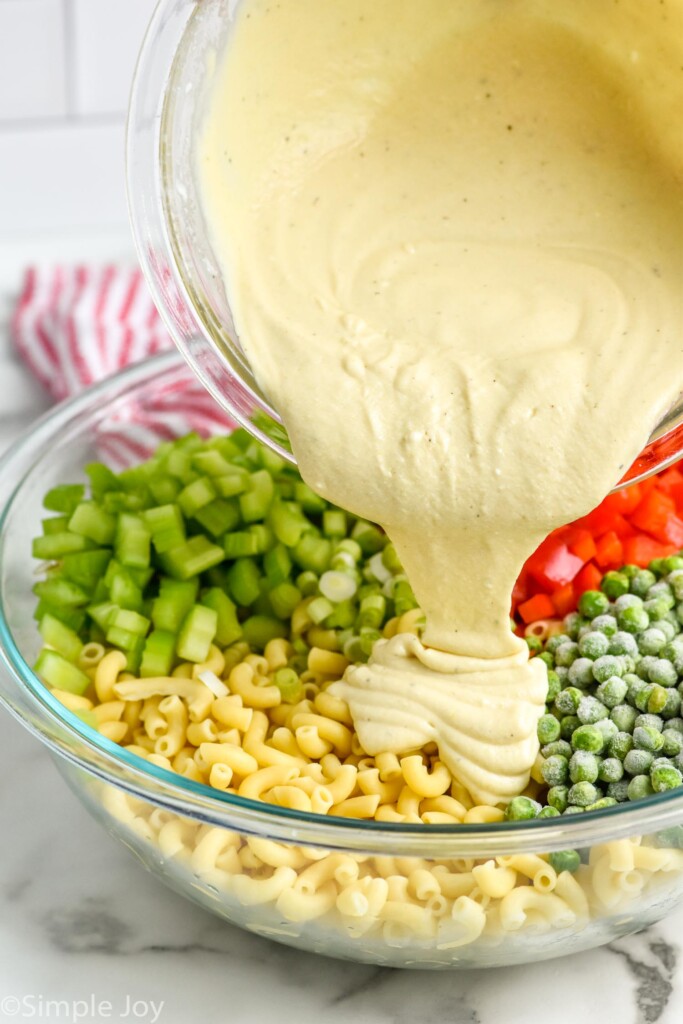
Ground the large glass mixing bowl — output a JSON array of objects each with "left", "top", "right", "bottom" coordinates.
[
  {"left": 127, "top": 0, "right": 683, "bottom": 486},
  {"left": 3, "top": 354, "right": 683, "bottom": 969}
]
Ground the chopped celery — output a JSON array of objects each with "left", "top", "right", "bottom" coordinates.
[
  {"left": 148, "top": 475, "right": 181, "bottom": 505},
  {"left": 178, "top": 477, "right": 217, "bottom": 517},
  {"left": 323, "top": 509, "right": 347, "bottom": 538},
  {"left": 351, "top": 520, "right": 386, "bottom": 555},
  {"left": 264, "top": 544, "right": 292, "bottom": 586},
  {"left": 87, "top": 602, "right": 119, "bottom": 631},
  {"left": 214, "top": 470, "right": 250, "bottom": 498},
  {"left": 269, "top": 582, "right": 302, "bottom": 620},
  {"left": 34, "top": 648, "right": 90, "bottom": 694},
  {"left": 191, "top": 449, "right": 235, "bottom": 477},
  {"left": 239, "top": 470, "right": 275, "bottom": 523},
  {"left": 224, "top": 531, "right": 260, "bottom": 559},
  {"left": 160, "top": 536, "right": 225, "bottom": 580},
  {"left": 242, "top": 615, "right": 288, "bottom": 649},
  {"left": 294, "top": 481, "right": 327, "bottom": 514},
  {"left": 268, "top": 501, "right": 307, "bottom": 547},
  {"left": 115, "top": 513, "right": 151, "bottom": 569},
  {"left": 32, "top": 532, "right": 94, "bottom": 560},
  {"left": 194, "top": 499, "right": 240, "bottom": 538},
  {"left": 140, "top": 629, "right": 176, "bottom": 677},
  {"left": 85, "top": 462, "right": 122, "bottom": 500},
  {"left": 151, "top": 579, "right": 198, "bottom": 633},
  {"left": 33, "top": 577, "right": 90, "bottom": 607},
  {"left": 43, "top": 483, "right": 85, "bottom": 516},
  {"left": 176, "top": 605, "right": 218, "bottom": 663},
  {"left": 61, "top": 550, "right": 111, "bottom": 589},
  {"left": 68, "top": 502, "right": 116, "bottom": 545},
  {"left": 42, "top": 516, "right": 69, "bottom": 535},
  {"left": 108, "top": 608, "right": 150, "bottom": 637},
  {"left": 142, "top": 504, "right": 186, "bottom": 554},
  {"left": 201, "top": 588, "right": 243, "bottom": 647},
  {"left": 227, "top": 558, "right": 261, "bottom": 607},
  {"left": 39, "top": 614, "right": 84, "bottom": 662},
  {"left": 34, "top": 600, "right": 86, "bottom": 633},
  {"left": 293, "top": 533, "right": 332, "bottom": 574}
]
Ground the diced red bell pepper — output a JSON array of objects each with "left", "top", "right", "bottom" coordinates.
[
  {"left": 610, "top": 514, "right": 637, "bottom": 539},
  {"left": 594, "top": 531, "right": 623, "bottom": 568},
  {"left": 567, "top": 528, "right": 597, "bottom": 563},
  {"left": 527, "top": 541, "right": 584, "bottom": 591},
  {"left": 518, "top": 593, "right": 556, "bottom": 624},
  {"left": 630, "top": 490, "right": 676, "bottom": 541},
  {"left": 599, "top": 484, "right": 642, "bottom": 517},
  {"left": 552, "top": 583, "right": 577, "bottom": 617},
  {"left": 622, "top": 535, "right": 675, "bottom": 566},
  {"left": 573, "top": 562, "right": 603, "bottom": 599}
]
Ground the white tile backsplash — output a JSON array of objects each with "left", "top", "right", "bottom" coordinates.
[
  {"left": 0, "top": 0, "right": 67, "bottom": 121},
  {"left": 72, "top": 0, "right": 158, "bottom": 116},
  {"left": 0, "top": 121, "right": 128, "bottom": 237},
  {"left": 0, "top": 0, "right": 160, "bottom": 237}
]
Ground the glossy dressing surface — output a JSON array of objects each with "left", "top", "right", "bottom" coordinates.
[{"left": 197, "top": 0, "right": 683, "bottom": 804}]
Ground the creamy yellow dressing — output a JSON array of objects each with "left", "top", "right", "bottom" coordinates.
[{"left": 197, "top": 0, "right": 683, "bottom": 804}]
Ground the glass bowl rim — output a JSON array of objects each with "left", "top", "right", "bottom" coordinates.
[{"left": 3, "top": 352, "right": 683, "bottom": 854}]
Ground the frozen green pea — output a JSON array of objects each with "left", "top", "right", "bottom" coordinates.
[
  {"left": 541, "top": 739, "right": 573, "bottom": 759},
  {"left": 634, "top": 713, "right": 664, "bottom": 732},
  {"left": 548, "top": 850, "right": 581, "bottom": 873},
  {"left": 601, "top": 572, "right": 630, "bottom": 600},
  {"left": 555, "top": 642, "right": 580, "bottom": 667},
  {"left": 525, "top": 635, "right": 543, "bottom": 654},
  {"left": 637, "top": 656, "right": 658, "bottom": 681},
  {"left": 665, "top": 717, "right": 683, "bottom": 734},
  {"left": 568, "top": 781, "right": 601, "bottom": 807},
  {"left": 537, "top": 714, "right": 561, "bottom": 745},
  {"left": 555, "top": 687, "right": 583, "bottom": 715},
  {"left": 545, "top": 669, "right": 561, "bottom": 704},
  {"left": 505, "top": 796, "right": 542, "bottom": 821},
  {"left": 614, "top": 593, "right": 643, "bottom": 613},
  {"left": 547, "top": 786, "right": 569, "bottom": 812},
  {"left": 592, "top": 655, "right": 624, "bottom": 682},
  {"left": 542, "top": 755, "right": 570, "bottom": 787},
  {"left": 638, "top": 628, "right": 667, "bottom": 656},
  {"left": 563, "top": 805, "right": 585, "bottom": 815},
  {"left": 598, "top": 757, "right": 624, "bottom": 783},
  {"left": 647, "top": 581, "right": 675, "bottom": 604},
  {"left": 661, "top": 689, "right": 682, "bottom": 720},
  {"left": 536, "top": 652, "right": 555, "bottom": 670},
  {"left": 609, "top": 730, "right": 634, "bottom": 761},
  {"left": 636, "top": 683, "right": 669, "bottom": 714},
  {"left": 610, "top": 704, "right": 638, "bottom": 733},
  {"left": 634, "top": 725, "right": 665, "bottom": 752},
  {"left": 585, "top": 797, "right": 618, "bottom": 811},
  {"left": 571, "top": 724, "right": 605, "bottom": 753},
  {"left": 569, "top": 750, "right": 600, "bottom": 784},
  {"left": 627, "top": 775, "right": 655, "bottom": 801},
  {"left": 537, "top": 806, "right": 561, "bottom": 819},
  {"left": 608, "top": 631, "right": 639, "bottom": 658},
  {"left": 577, "top": 696, "right": 608, "bottom": 724},
  {"left": 607, "top": 779, "right": 631, "bottom": 802},
  {"left": 591, "top": 614, "right": 618, "bottom": 637},
  {"left": 578, "top": 631, "right": 609, "bottom": 660},
  {"left": 579, "top": 590, "right": 610, "bottom": 619},
  {"left": 595, "top": 718, "right": 619, "bottom": 744},
  {"left": 555, "top": 665, "right": 570, "bottom": 683},
  {"left": 618, "top": 604, "right": 650, "bottom": 634},
  {"left": 563, "top": 612, "right": 586, "bottom": 639},
  {"left": 546, "top": 633, "right": 571, "bottom": 654},
  {"left": 651, "top": 763, "right": 683, "bottom": 793},
  {"left": 624, "top": 748, "right": 655, "bottom": 775},
  {"left": 649, "top": 659, "right": 678, "bottom": 688},
  {"left": 596, "top": 676, "right": 628, "bottom": 708},
  {"left": 668, "top": 570, "right": 683, "bottom": 601},
  {"left": 664, "top": 556, "right": 683, "bottom": 574},
  {"left": 561, "top": 715, "right": 581, "bottom": 741},
  {"left": 651, "top": 619, "right": 677, "bottom": 643},
  {"left": 662, "top": 730, "right": 683, "bottom": 756},
  {"left": 630, "top": 569, "right": 657, "bottom": 598},
  {"left": 568, "top": 657, "right": 596, "bottom": 686}
]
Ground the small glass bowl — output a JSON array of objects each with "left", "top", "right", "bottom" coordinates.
[
  {"left": 127, "top": 0, "right": 683, "bottom": 486},
  {"left": 3, "top": 353, "right": 683, "bottom": 968}
]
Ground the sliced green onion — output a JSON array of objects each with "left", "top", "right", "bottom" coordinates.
[
  {"left": 273, "top": 667, "right": 304, "bottom": 704},
  {"left": 269, "top": 582, "right": 303, "bottom": 620},
  {"left": 308, "top": 596, "right": 334, "bottom": 625},
  {"left": 319, "top": 570, "right": 357, "bottom": 603}
]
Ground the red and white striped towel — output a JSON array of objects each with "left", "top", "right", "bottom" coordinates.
[{"left": 11, "top": 265, "right": 233, "bottom": 464}]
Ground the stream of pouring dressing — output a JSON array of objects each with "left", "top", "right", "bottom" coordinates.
[{"left": 196, "top": 0, "right": 683, "bottom": 804}]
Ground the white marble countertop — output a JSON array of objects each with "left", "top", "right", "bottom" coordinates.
[{"left": 1, "top": 234, "right": 683, "bottom": 1024}]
